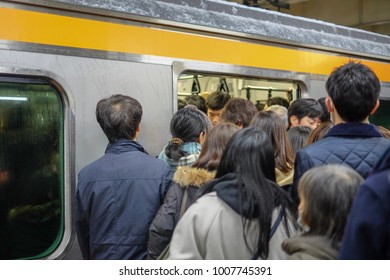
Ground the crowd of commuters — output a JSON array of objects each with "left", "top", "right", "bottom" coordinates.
[{"left": 75, "top": 61, "right": 390, "bottom": 260}]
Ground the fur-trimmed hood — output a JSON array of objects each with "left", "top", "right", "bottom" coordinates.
[{"left": 173, "top": 166, "right": 216, "bottom": 188}]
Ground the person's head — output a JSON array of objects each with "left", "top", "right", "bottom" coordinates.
[
  {"left": 192, "top": 123, "right": 240, "bottom": 171},
  {"left": 325, "top": 61, "right": 380, "bottom": 123},
  {"left": 214, "top": 126, "right": 296, "bottom": 258},
  {"left": 317, "top": 97, "right": 331, "bottom": 123},
  {"left": 96, "top": 94, "right": 142, "bottom": 143},
  {"left": 165, "top": 105, "right": 212, "bottom": 160},
  {"left": 255, "top": 101, "right": 265, "bottom": 111},
  {"left": 221, "top": 98, "right": 257, "bottom": 128},
  {"left": 265, "top": 97, "right": 289, "bottom": 109},
  {"left": 288, "top": 98, "right": 322, "bottom": 130},
  {"left": 306, "top": 122, "right": 334, "bottom": 145},
  {"left": 266, "top": 105, "right": 288, "bottom": 129},
  {"left": 177, "top": 98, "right": 188, "bottom": 110},
  {"left": 298, "top": 164, "right": 363, "bottom": 246},
  {"left": 206, "top": 91, "right": 231, "bottom": 125},
  {"left": 287, "top": 126, "right": 312, "bottom": 154},
  {"left": 216, "top": 126, "right": 276, "bottom": 182},
  {"left": 250, "top": 110, "right": 295, "bottom": 173},
  {"left": 184, "top": 94, "right": 207, "bottom": 114}
]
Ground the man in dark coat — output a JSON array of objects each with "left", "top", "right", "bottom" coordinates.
[
  {"left": 339, "top": 146, "right": 390, "bottom": 259},
  {"left": 292, "top": 61, "right": 390, "bottom": 204},
  {"left": 75, "top": 94, "right": 173, "bottom": 260}
]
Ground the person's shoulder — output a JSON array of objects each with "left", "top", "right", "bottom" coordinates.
[
  {"left": 297, "top": 138, "right": 332, "bottom": 157},
  {"left": 187, "top": 192, "right": 222, "bottom": 214},
  {"left": 363, "top": 169, "right": 390, "bottom": 194}
]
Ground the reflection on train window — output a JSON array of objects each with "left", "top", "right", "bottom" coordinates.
[
  {"left": 178, "top": 73, "right": 300, "bottom": 109},
  {"left": 0, "top": 79, "right": 63, "bottom": 259}
]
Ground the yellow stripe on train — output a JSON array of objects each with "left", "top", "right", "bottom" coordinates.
[{"left": 1, "top": 7, "right": 390, "bottom": 81}]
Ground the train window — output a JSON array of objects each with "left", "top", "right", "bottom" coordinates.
[
  {"left": 178, "top": 73, "right": 297, "bottom": 109},
  {"left": 371, "top": 99, "right": 390, "bottom": 130},
  {"left": 0, "top": 78, "right": 64, "bottom": 259}
]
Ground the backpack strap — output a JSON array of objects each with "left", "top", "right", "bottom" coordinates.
[
  {"left": 270, "top": 209, "right": 284, "bottom": 238},
  {"left": 251, "top": 209, "right": 284, "bottom": 260}
]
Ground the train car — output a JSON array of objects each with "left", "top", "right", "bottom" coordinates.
[{"left": 0, "top": 0, "right": 389, "bottom": 260}]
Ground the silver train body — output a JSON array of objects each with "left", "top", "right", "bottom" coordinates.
[{"left": 0, "top": 0, "right": 389, "bottom": 259}]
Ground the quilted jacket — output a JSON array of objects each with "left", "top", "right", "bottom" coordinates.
[
  {"left": 292, "top": 123, "right": 390, "bottom": 203},
  {"left": 339, "top": 146, "right": 390, "bottom": 259}
]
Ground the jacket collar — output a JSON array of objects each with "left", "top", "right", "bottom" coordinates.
[
  {"left": 173, "top": 166, "right": 216, "bottom": 188},
  {"left": 105, "top": 139, "right": 148, "bottom": 155},
  {"left": 325, "top": 123, "right": 382, "bottom": 138}
]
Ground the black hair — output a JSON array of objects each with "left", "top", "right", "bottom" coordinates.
[
  {"left": 177, "top": 98, "right": 188, "bottom": 110},
  {"left": 326, "top": 61, "right": 380, "bottom": 122},
  {"left": 165, "top": 106, "right": 211, "bottom": 160},
  {"left": 96, "top": 94, "right": 142, "bottom": 143},
  {"left": 288, "top": 98, "right": 322, "bottom": 125},
  {"left": 266, "top": 97, "right": 289, "bottom": 109},
  {"left": 287, "top": 126, "right": 312, "bottom": 154},
  {"left": 317, "top": 97, "right": 331, "bottom": 123},
  {"left": 199, "top": 127, "right": 296, "bottom": 259},
  {"left": 206, "top": 90, "right": 231, "bottom": 111},
  {"left": 185, "top": 95, "right": 207, "bottom": 114}
]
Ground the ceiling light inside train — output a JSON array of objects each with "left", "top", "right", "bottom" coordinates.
[{"left": 0, "top": 96, "right": 28, "bottom": 101}]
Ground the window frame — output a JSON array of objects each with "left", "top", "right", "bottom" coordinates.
[{"left": 0, "top": 71, "right": 75, "bottom": 260}]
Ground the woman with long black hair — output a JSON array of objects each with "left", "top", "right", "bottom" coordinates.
[{"left": 168, "top": 126, "right": 298, "bottom": 259}]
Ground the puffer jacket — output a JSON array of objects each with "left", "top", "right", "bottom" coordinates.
[
  {"left": 148, "top": 166, "right": 215, "bottom": 260},
  {"left": 292, "top": 123, "right": 390, "bottom": 203},
  {"left": 75, "top": 139, "right": 173, "bottom": 260}
]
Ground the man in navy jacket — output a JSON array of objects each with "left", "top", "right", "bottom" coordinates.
[
  {"left": 292, "top": 61, "right": 390, "bottom": 204},
  {"left": 75, "top": 94, "right": 173, "bottom": 259},
  {"left": 339, "top": 146, "right": 390, "bottom": 259}
]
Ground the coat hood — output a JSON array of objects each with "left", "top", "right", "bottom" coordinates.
[
  {"left": 282, "top": 235, "right": 339, "bottom": 260},
  {"left": 173, "top": 166, "right": 216, "bottom": 188}
]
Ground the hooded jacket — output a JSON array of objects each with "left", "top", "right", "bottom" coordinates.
[
  {"left": 75, "top": 139, "right": 173, "bottom": 260},
  {"left": 282, "top": 235, "right": 338, "bottom": 260},
  {"left": 148, "top": 166, "right": 215, "bottom": 259},
  {"left": 167, "top": 173, "right": 298, "bottom": 260}
]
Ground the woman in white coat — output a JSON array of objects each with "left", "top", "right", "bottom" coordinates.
[{"left": 168, "top": 126, "right": 299, "bottom": 260}]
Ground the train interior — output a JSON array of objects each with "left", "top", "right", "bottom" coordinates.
[{"left": 178, "top": 73, "right": 299, "bottom": 109}]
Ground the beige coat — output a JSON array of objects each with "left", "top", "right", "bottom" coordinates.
[
  {"left": 275, "top": 168, "right": 294, "bottom": 186},
  {"left": 168, "top": 192, "right": 298, "bottom": 260}
]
